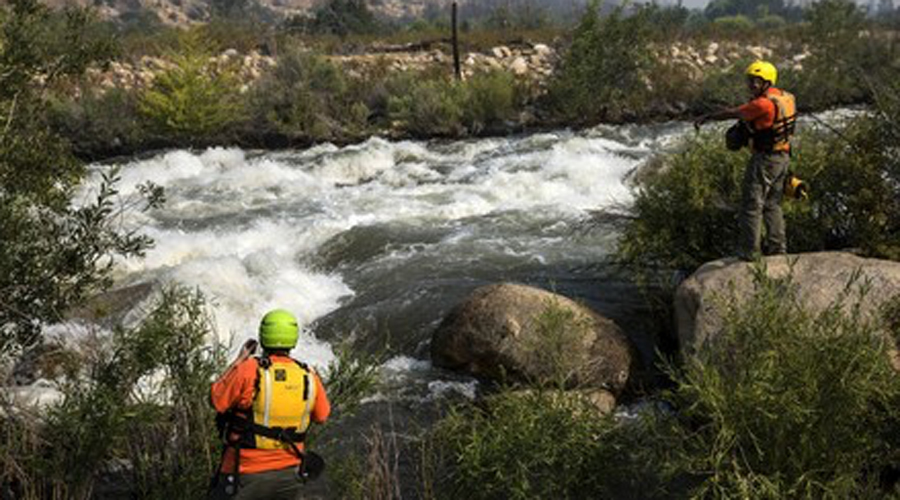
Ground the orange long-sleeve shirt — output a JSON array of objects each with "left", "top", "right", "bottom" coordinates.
[
  {"left": 738, "top": 87, "right": 785, "bottom": 131},
  {"left": 210, "top": 353, "right": 331, "bottom": 474}
]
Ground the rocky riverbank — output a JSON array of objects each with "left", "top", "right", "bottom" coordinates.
[{"left": 90, "top": 39, "right": 807, "bottom": 93}]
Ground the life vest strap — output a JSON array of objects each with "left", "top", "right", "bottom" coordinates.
[{"left": 248, "top": 423, "right": 307, "bottom": 445}]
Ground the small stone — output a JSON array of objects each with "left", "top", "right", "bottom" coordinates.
[{"left": 509, "top": 56, "right": 528, "bottom": 75}]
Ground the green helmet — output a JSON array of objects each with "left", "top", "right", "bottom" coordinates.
[{"left": 259, "top": 309, "right": 299, "bottom": 349}]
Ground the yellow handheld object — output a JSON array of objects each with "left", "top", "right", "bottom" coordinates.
[{"left": 784, "top": 173, "right": 809, "bottom": 201}]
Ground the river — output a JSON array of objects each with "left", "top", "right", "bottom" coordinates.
[{"left": 71, "top": 122, "right": 693, "bottom": 406}]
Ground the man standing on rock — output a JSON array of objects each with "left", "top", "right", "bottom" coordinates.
[
  {"left": 208, "top": 309, "right": 330, "bottom": 499},
  {"left": 694, "top": 60, "right": 797, "bottom": 260}
]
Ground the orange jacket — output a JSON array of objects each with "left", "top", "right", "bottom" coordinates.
[
  {"left": 210, "top": 353, "right": 331, "bottom": 474},
  {"left": 738, "top": 87, "right": 795, "bottom": 152}
]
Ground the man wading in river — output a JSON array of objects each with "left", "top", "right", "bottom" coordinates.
[
  {"left": 694, "top": 60, "right": 797, "bottom": 260},
  {"left": 209, "top": 309, "right": 330, "bottom": 499}
]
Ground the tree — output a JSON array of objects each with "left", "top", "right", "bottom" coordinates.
[
  {"left": 307, "top": 0, "right": 379, "bottom": 36},
  {"left": 0, "top": 0, "right": 159, "bottom": 355}
]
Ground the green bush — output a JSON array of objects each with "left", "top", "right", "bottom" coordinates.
[
  {"left": 786, "top": 118, "right": 900, "bottom": 259},
  {"left": 462, "top": 70, "right": 519, "bottom": 134},
  {"left": 1, "top": 286, "right": 226, "bottom": 499},
  {"left": 617, "top": 111, "right": 900, "bottom": 276},
  {"left": 385, "top": 69, "right": 520, "bottom": 137},
  {"left": 792, "top": 0, "right": 895, "bottom": 109},
  {"left": 654, "top": 268, "right": 900, "bottom": 498},
  {"left": 50, "top": 87, "right": 147, "bottom": 159},
  {"left": 435, "top": 391, "right": 617, "bottom": 500},
  {"left": 294, "top": 0, "right": 380, "bottom": 36},
  {"left": 387, "top": 75, "right": 467, "bottom": 137},
  {"left": 756, "top": 14, "right": 787, "bottom": 29},
  {"left": 250, "top": 48, "right": 369, "bottom": 140},
  {"left": 546, "top": 1, "right": 654, "bottom": 123},
  {"left": 711, "top": 14, "right": 756, "bottom": 34},
  {"left": 617, "top": 132, "right": 746, "bottom": 274},
  {"left": 137, "top": 31, "right": 242, "bottom": 141}
]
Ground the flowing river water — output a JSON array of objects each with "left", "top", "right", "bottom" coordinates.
[
  {"left": 72, "top": 121, "right": 695, "bottom": 399},
  {"left": 23, "top": 111, "right": 852, "bottom": 495}
]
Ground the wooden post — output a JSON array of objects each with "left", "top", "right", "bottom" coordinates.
[{"left": 452, "top": 1, "right": 461, "bottom": 80}]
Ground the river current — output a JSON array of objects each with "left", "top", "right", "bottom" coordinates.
[{"left": 72, "top": 121, "right": 693, "bottom": 403}]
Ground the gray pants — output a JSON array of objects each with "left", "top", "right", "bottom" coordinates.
[
  {"left": 740, "top": 151, "right": 789, "bottom": 257},
  {"left": 235, "top": 467, "right": 304, "bottom": 500}
]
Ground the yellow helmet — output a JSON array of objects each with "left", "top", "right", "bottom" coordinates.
[{"left": 746, "top": 60, "right": 777, "bottom": 86}]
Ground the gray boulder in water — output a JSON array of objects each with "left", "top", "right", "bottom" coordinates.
[
  {"left": 431, "top": 283, "right": 636, "bottom": 395},
  {"left": 675, "top": 251, "right": 900, "bottom": 359}
]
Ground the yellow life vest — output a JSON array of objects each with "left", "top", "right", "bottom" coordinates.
[
  {"left": 248, "top": 356, "right": 316, "bottom": 451},
  {"left": 751, "top": 90, "right": 797, "bottom": 153}
]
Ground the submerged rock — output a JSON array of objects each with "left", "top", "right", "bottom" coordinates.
[
  {"left": 675, "top": 252, "right": 900, "bottom": 358},
  {"left": 431, "top": 283, "right": 636, "bottom": 395}
]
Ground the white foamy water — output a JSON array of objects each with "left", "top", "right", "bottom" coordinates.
[{"left": 75, "top": 125, "right": 690, "bottom": 373}]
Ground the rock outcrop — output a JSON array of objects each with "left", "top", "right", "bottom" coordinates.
[
  {"left": 431, "top": 283, "right": 636, "bottom": 395},
  {"left": 675, "top": 252, "right": 900, "bottom": 356},
  {"left": 86, "top": 39, "right": 802, "bottom": 96}
]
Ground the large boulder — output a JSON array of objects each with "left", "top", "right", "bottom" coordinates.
[
  {"left": 675, "top": 252, "right": 900, "bottom": 356},
  {"left": 431, "top": 283, "right": 636, "bottom": 395}
]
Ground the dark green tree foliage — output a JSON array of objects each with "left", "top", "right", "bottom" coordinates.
[
  {"left": 789, "top": 0, "right": 895, "bottom": 109},
  {"left": 307, "top": 0, "right": 379, "bottom": 36},
  {"left": 547, "top": 1, "right": 654, "bottom": 123},
  {"left": 0, "top": 0, "right": 158, "bottom": 353}
]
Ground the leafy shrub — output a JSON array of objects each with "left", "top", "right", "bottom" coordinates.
[
  {"left": 546, "top": 1, "right": 654, "bottom": 123},
  {"left": 1, "top": 286, "right": 226, "bottom": 499},
  {"left": 617, "top": 111, "right": 900, "bottom": 276},
  {"left": 137, "top": 31, "right": 242, "bottom": 141},
  {"left": 430, "top": 387, "right": 669, "bottom": 500},
  {"left": 50, "top": 87, "right": 147, "bottom": 159},
  {"left": 462, "top": 70, "right": 519, "bottom": 134},
  {"left": 385, "top": 70, "right": 519, "bottom": 137},
  {"left": 711, "top": 14, "right": 755, "bottom": 34},
  {"left": 250, "top": 48, "right": 369, "bottom": 140},
  {"left": 786, "top": 118, "right": 900, "bottom": 259},
  {"left": 0, "top": 0, "right": 153, "bottom": 353},
  {"left": 792, "top": 0, "right": 895, "bottom": 109},
  {"left": 387, "top": 75, "right": 467, "bottom": 137},
  {"left": 756, "top": 14, "right": 787, "bottom": 29},
  {"left": 435, "top": 391, "right": 616, "bottom": 500},
  {"left": 617, "top": 132, "right": 746, "bottom": 274},
  {"left": 519, "top": 298, "right": 597, "bottom": 389},
  {"left": 0, "top": 169, "right": 162, "bottom": 354},
  {"left": 654, "top": 268, "right": 900, "bottom": 498},
  {"left": 292, "top": 0, "right": 380, "bottom": 36}
]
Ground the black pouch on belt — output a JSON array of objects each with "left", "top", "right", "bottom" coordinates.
[{"left": 725, "top": 121, "right": 751, "bottom": 151}]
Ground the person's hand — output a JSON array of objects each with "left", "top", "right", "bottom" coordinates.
[{"left": 235, "top": 339, "right": 257, "bottom": 363}]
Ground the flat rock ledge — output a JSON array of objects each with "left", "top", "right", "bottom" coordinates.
[{"left": 675, "top": 251, "right": 900, "bottom": 361}]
